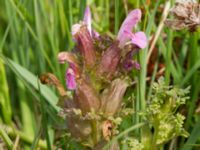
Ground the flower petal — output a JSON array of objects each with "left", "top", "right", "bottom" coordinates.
[
  {"left": 117, "top": 9, "right": 142, "bottom": 46},
  {"left": 83, "top": 6, "right": 92, "bottom": 36},
  {"left": 118, "top": 30, "right": 132, "bottom": 48},
  {"left": 66, "top": 68, "right": 76, "bottom": 90},
  {"left": 131, "top": 31, "right": 148, "bottom": 49},
  {"left": 72, "top": 23, "right": 82, "bottom": 36},
  {"left": 58, "top": 52, "right": 78, "bottom": 64}
]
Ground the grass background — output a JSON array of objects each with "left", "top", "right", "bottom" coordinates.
[{"left": 0, "top": 0, "right": 200, "bottom": 149}]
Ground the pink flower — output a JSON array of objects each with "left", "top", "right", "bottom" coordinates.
[
  {"left": 71, "top": 7, "right": 96, "bottom": 67},
  {"left": 66, "top": 68, "right": 76, "bottom": 90},
  {"left": 83, "top": 6, "right": 92, "bottom": 36},
  {"left": 72, "top": 6, "right": 99, "bottom": 38},
  {"left": 58, "top": 52, "right": 79, "bottom": 90},
  {"left": 117, "top": 9, "right": 148, "bottom": 49}
]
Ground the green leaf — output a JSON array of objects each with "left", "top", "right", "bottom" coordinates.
[
  {"left": 0, "top": 54, "right": 60, "bottom": 111},
  {"left": 182, "top": 117, "right": 200, "bottom": 150}
]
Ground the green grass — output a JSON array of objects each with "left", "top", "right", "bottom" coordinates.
[{"left": 1, "top": 0, "right": 200, "bottom": 149}]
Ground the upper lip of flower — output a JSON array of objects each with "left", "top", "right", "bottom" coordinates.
[
  {"left": 73, "top": 7, "right": 148, "bottom": 49},
  {"left": 117, "top": 9, "right": 148, "bottom": 49},
  {"left": 66, "top": 67, "right": 77, "bottom": 90},
  {"left": 83, "top": 6, "right": 92, "bottom": 36}
]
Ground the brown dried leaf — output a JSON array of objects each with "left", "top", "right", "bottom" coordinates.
[
  {"left": 165, "top": 19, "right": 187, "bottom": 30},
  {"left": 40, "top": 73, "right": 66, "bottom": 96},
  {"left": 102, "top": 120, "right": 113, "bottom": 141},
  {"left": 165, "top": 2, "right": 200, "bottom": 31}
]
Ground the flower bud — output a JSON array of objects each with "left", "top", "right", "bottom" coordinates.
[
  {"left": 97, "top": 41, "right": 121, "bottom": 79},
  {"left": 74, "top": 25, "right": 96, "bottom": 67}
]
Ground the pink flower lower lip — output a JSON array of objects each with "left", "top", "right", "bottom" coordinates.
[
  {"left": 117, "top": 9, "right": 148, "bottom": 49},
  {"left": 66, "top": 68, "right": 76, "bottom": 90}
]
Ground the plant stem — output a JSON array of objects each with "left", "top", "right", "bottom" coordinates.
[
  {"left": 0, "top": 127, "right": 13, "bottom": 150},
  {"left": 91, "top": 120, "right": 100, "bottom": 146},
  {"left": 0, "top": 124, "right": 47, "bottom": 149},
  {"left": 114, "top": 0, "right": 119, "bottom": 34},
  {"left": 103, "top": 122, "right": 146, "bottom": 150},
  {"left": 0, "top": 60, "right": 12, "bottom": 124}
]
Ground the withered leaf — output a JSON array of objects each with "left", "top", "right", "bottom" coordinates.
[
  {"left": 102, "top": 120, "right": 113, "bottom": 141},
  {"left": 165, "top": 19, "right": 187, "bottom": 30},
  {"left": 40, "top": 73, "right": 66, "bottom": 97},
  {"left": 165, "top": 2, "right": 200, "bottom": 31}
]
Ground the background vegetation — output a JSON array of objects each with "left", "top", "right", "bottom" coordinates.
[{"left": 0, "top": 0, "right": 200, "bottom": 149}]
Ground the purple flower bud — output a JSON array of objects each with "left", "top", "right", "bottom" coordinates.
[
  {"left": 123, "top": 50, "right": 140, "bottom": 71},
  {"left": 97, "top": 41, "right": 121, "bottom": 79},
  {"left": 134, "top": 61, "right": 141, "bottom": 70},
  {"left": 124, "top": 60, "right": 135, "bottom": 71},
  {"left": 66, "top": 68, "right": 76, "bottom": 90},
  {"left": 75, "top": 26, "right": 96, "bottom": 67},
  {"left": 72, "top": 6, "right": 99, "bottom": 39}
]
